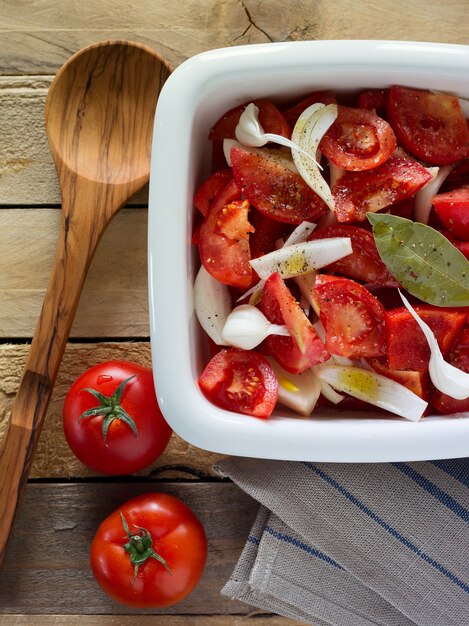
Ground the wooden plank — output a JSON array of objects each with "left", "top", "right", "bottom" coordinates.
[
  {"left": 1, "top": 617, "right": 304, "bottom": 626},
  {"left": 0, "top": 208, "right": 149, "bottom": 338},
  {"left": 0, "top": 483, "right": 258, "bottom": 614},
  {"left": 0, "top": 77, "right": 148, "bottom": 206},
  {"left": 1, "top": 0, "right": 469, "bottom": 75},
  {"left": 0, "top": 343, "right": 221, "bottom": 478}
]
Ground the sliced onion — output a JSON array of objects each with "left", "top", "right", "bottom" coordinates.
[
  {"left": 283, "top": 221, "right": 316, "bottom": 246},
  {"left": 295, "top": 272, "right": 318, "bottom": 312},
  {"left": 267, "top": 357, "right": 321, "bottom": 417},
  {"left": 400, "top": 291, "right": 469, "bottom": 400},
  {"left": 317, "top": 365, "right": 427, "bottom": 421},
  {"left": 414, "top": 165, "right": 452, "bottom": 224},
  {"left": 235, "top": 103, "right": 320, "bottom": 164},
  {"left": 194, "top": 265, "right": 231, "bottom": 345},
  {"left": 291, "top": 103, "right": 338, "bottom": 210},
  {"left": 221, "top": 304, "right": 289, "bottom": 350},
  {"left": 249, "top": 237, "right": 352, "bottom": 280}
]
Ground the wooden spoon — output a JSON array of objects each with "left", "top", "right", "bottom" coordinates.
[{"left": 0, "top": 40, "right": 172, "bottom": 563}]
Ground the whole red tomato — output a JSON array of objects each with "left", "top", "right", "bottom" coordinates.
[
  {"left": 63, "top": 361, "right": 172, "bottom": 475},
  {"left": 90, "top": 493, "right": 207, "bottom": 607}
]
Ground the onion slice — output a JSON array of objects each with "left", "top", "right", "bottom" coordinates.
[
  {"left": 317, "top": 365, "right": 427, "bottom": 421},
  {"left": 399, "top": 291, "right": 469, "bottom": 400},
  {"left": 221, "top": 304, "right": 289, "bottom": 350},
  {"left": 249, "top": 237, "right": 352, "bottom": 280},
  {"left": 291, "top": 103, "right": 338, "bottom": 211},
  {"left": 414, "top": 165, "right": 452, "bottom": 224},
  {"left": 267, "top": 357, "right": 321, "bottom": 417},
  {"left": 194, "top": 265, "right": 231, "bottom": 345}
]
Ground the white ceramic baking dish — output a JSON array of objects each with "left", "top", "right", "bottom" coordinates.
[{"left": 148, "top": 40, "right": 469, "bottom": 462}]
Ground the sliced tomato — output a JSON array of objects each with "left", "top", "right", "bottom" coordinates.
[
  {"left": 430, "top": 327, "right": 469, "bottom": 414},
  {"left": 194, "top": 169, "right": 233, "bottom": 216},
  {"left": 387, "top": 86, "right": 469, "bottom": 165},
  {"left": 332, "top": 156, "right": 432, "bottom": 222},
  {"left": 199, "top": 198, "right": 254, "bottom": 289},
  {"left": 282, "top": 90, "right": 336, "bottom": 127},
  {"left": 319, "top": 105, "right": 396, "bottom": 171},
  {"left": 230, "top": 145, "right": 327, "bottom": 224},
  {"left": 259, "top": 273, "right": 329, "bottom": 374},
  {"left": 440, "top": 229, "right": 469, "bottom": 260},
  {"left": 385, "top": 306, "right": 467, "bottom": 371},
  {"left": 313, "top": 275, "right": 386, "bottom": 358},
  {"left": 432, "top": 186, "right": 469, "bottom": 240},
  {"left": 248, "top": 211, "right": 292, "bottom": 260},
  {"left": 198, "top": 348, "right": 278, "bottom": 418},
  {"left": 309, "top": 224, "right": 398, "bottom": 286},
  {"left": 383, "top": 197, "right": 415, "bottom": 220},
  {"left": 357, "top": 89, "right": 389, "bottom": 117},
  {"left": 209, "top": 99, "right": 291, "bottom": 141},
  {"left": 368, "top": 358, "right": 428, "bottom": 400},
  {"left": 441, "top": 158, "right": 469, "bottom": 191}
]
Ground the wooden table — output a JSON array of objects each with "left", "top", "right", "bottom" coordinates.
[{"left": 0, "top": 1, "right": 468, "bottom": 623}]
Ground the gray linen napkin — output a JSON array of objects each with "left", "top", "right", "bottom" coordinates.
[{"left": 215, "top": 457, "right": 469, "bottom": 626}]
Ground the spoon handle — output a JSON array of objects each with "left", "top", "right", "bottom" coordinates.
[{"left": 0, "top": 210, "right": 98, "bottom": 564}]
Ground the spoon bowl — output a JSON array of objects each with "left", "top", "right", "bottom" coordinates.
[{"left": 0, "top": 40, "right": 171, "bottom": 564}]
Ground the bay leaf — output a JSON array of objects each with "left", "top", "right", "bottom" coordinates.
[{"left": 367, "top": 212, "right": 469, "bottom": 307}]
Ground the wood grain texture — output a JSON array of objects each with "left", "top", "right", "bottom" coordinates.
[
  {"left": 0, "top": 343, "right": 221, "bottom": 479},
  {"left": 0, "top": 209, "right": 149, "bottom": 338},
  {"left": 1, "top": 617, "right": 304, "bottom": 626},
  {"left": 0, "top": 483, "right": 258, "bottom": 615},
  {"left": 0, "top": 42, "right": 172, "bottom": 565}
]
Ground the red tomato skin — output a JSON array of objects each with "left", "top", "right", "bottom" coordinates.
[
  {"left": 357, "top": 89, "right": 389, "bottom": 117},
  {"left": 309, "top": 224, "right": 398, "bottom": 286},
  {"left": 198, "top": 348, "right": 278, "bottom": 418},
  {"left": 320, "top": 105, "right": 396, "bottom": 171},
  {"left": 387, "top": 86, "right": 469, "bottom": 165},
  {"left": 90, "top": 493, "right": 207, "bottom": 608},
  {"left": 199, "top": 198, "right": 254, "bottom": 289},
  {"left": 385, "top": 306, "right": 467, "bottom": 371},
  {"left": 332, "top": 156, "right": 432, "bottom": 222},
  {"left": 430, "top": 327, "right": 469, "bottom": 413},
  {"left": 432, "top": 186, "right": 469, "bottom": 241},
  {"left": 230, "top": 146, "right": 327, "bottom": 224},
  {"left": 194, "top": 169, "right": 233, "bottom": 216},
  {"left": 209, "top": 99, "right": 291, "bottom": 141},
  {"left": 260, "top": 273, "right": 329, "bottom": 374},
  {"left": 282, "top": 90, "right": 336, "bottom": 127},
  {"left": 313, "top": 275, "right": 386, "bottom": 359},
  {"left": 63, "top": 362, "right": 172, "bottom": 475}
]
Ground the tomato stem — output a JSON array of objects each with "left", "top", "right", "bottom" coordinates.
[
  {"left": 120, "top": 512, "right": 172, "bottom": 585},
  {"left": 79, "top": 376, "right": 139, "bottom": 443}
]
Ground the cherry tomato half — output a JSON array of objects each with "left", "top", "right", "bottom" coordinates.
[
  {"left": 63, "top": 361, "right": 172, "bottom": 475},
  {"left": 90, "top": 493, "right": 207, "bottom": 608},
  {"left": 387, "top": 86, "right": 469, "bottom": 165},
  {"left": 198, "top": 348, "right": 278, "bottom": 418},
  {"left": 320, "top": 105, "right": 396, "bottom": 171},
  {"left": 433, "top": 186, "right": 469, "bottom": 241}
]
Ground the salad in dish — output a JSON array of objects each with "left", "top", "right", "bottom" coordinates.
[{"left": 192, "top": 86, "right": 469, "bottom": 422}]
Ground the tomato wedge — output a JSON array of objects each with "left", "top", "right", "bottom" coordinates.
[
  {"left": 209, "top": 99, "right": 291, "bottom": 141},
  {"left": 432, "top": 186, "right": 469, "bottom": 241},
  {"left": 198, "top": 348, "right": 278, "bottom": 418},
  {"left": 194, "top": 169, "right": 233, "bottom": 216},
  {"left": 260, "top": 273, "right": 329, "bottom": 374},
  {"left": 385, "top": 305, "right": 467, "bottom": 371},
  {"left": 368, "top": 358, "right": 428, "bottom": 400},
  {"left": 430, "top": 327, "right": 469, "bottom": 414},
  {"left": 230, "top": 145, "right": 327, "bottom": 224},
  {"left": 319, "top": 105, "right": 396, "bottom": 171},
  {"left": 357, "top": 89, "right": 389, "bottom": 117},
  {"left": 282, "top": 90, "right": 336, "bottom": 127},
  {"left": 313, "top": 275, "right": 386, "bottom": 358},
  {"left": 309, "top": 224, "right": 398, "bottom": 286},
  {"left": 332, "top": 156, "right": 432, "bottom": 222},
  {"left": 387, "top": 86, "right": 469, "bottom": 165},
  {"left": 199, "top": 198, "right": 254, "bottom": 289}
]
